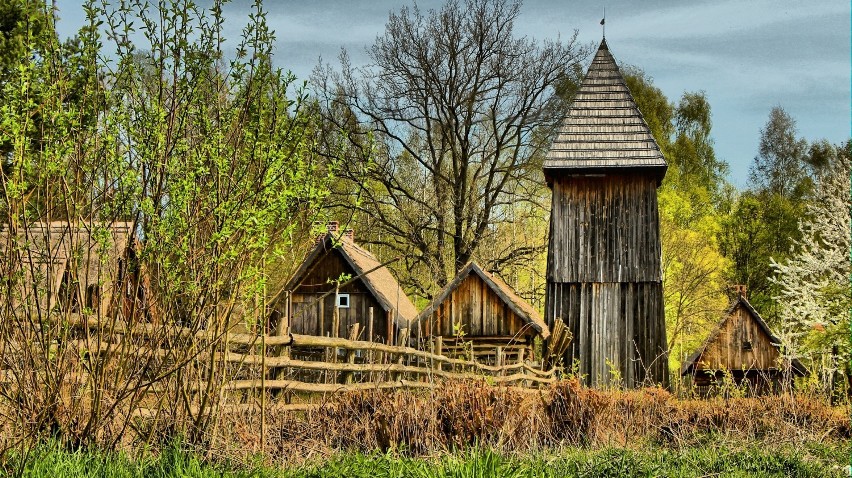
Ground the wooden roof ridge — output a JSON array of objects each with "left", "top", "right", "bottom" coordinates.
[
  {"left": 415, "top": 261, "right": 550, "bottom": 339},
  {"left": 544, "top": 39, "right": 667, "bottom": 175},
  {"left": 284, "top": 234, "right": 418, "bottom": 328},
  {"left": 680, "top": 296, "right": 808, "bottom": 376}
]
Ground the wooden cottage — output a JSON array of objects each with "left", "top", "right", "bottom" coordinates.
[
  {"left": 0, "top": 222, "right": 143, "bottom": 318},
  {"left": 415, "top": 262, "right": 549, "bottom": 365},
  {"left": 276, "top": 227, "right": 418, "bottom": 344},
  {"left": 543, "top": 39, "right": 669, "bottom": 387},
  {"left": 681, "top": 295, "right": 808, "bottom": 395}
]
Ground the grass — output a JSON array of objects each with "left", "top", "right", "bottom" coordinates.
[
  {"left": 7, "top": 440, "right": 849, "bottom": 477},
  {"left": 4, "top": 382, "right": 849, "bottom": 476},
  {"left": 291, "top": 445, "right": 849, "bottom": 478},
  {"left": 9, "top": 442, "right": 258, "bottom": 478}
]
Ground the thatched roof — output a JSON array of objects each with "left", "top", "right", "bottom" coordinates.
[
  {"left": 544, "top": 39, "right": 667, "bottom": 176},
  {"left": 0, "top": 222, "right": 135, "bottom": 310},
  {"left": 415, "top": 262, "right": 549, "bottom": 339},
  {"left": 680, "top": 296, "right": 808, "bottom": 376},
  {"left": 285, "top": 234, "right": 418, "bottom": 329}
]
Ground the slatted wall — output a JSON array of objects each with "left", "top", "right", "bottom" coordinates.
[{"left": 545, "top": 173, "right": 668, "bottom": 388}]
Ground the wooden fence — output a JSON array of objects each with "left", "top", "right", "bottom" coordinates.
[{"left": 53, "top": 316, "right": 558, "bottom": 398}]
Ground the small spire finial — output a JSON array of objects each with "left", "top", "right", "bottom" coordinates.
[{"left": 600, "top": 7, "right": 606, "bottom": 38}]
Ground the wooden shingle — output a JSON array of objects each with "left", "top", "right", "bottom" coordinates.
[{"left": 544, "top": 39, "right": 667, "bottom": 174}]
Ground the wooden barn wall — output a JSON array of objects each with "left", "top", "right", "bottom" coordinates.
[
  {"left": 545, "top": 281, "right": 667, "bottom": 388},
  {"left": 547, "top": 174, "right": 662, "bottom": 283},
  {"left": 289, "top": 250, "right": 390, "bottom": 341},
  {"left": 290, "top": 292, "right": 386, "bottom": 339},
  {"left": 693, "top": 304, "right": 782, "bottom": 373},
  {"left": 424, "top": 273, "right": 530, "bottom": 340},
  {"left": 292, "top": 250, "right": 371, "bottom": 295},
  {"left": 545, "top": 172, "right": 667, "bottom": 388}
]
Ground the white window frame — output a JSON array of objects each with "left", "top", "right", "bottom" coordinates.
[{"left": 336, "top": 293, "right": 350, "bottom": 308}]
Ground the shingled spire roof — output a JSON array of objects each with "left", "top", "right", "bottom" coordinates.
[{"left": 544, "top": 39, "right": 667, "bottom": 175}]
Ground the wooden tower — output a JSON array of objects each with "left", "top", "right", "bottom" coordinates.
[{"left": 543, "top": 39, "right": 669, "bottom": 387}]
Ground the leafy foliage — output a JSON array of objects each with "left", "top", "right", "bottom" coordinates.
[
  {"left": 771, "top": 141, "right": 851, "bottom": 391},
  {"left": 622, "top": 69, "right": 731, "bottom": 373},
  {"left": 0, "top": 0, "right": 329, "bottom": 448},
  {"left": 720, "top": 106, "right": 820, "bottom": 322}
]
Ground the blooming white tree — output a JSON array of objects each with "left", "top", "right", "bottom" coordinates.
[{"left": 771, "top": 141, "right": 850, "bottom": 389}]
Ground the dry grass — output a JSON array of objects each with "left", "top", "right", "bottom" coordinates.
[{"left": 202, "top": 380, "right": 850, "bottom": 466}]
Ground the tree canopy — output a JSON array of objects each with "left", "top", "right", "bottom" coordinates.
[
  {"left": 771, "top": 140, "right": 851, "bottom": 393},
  {"left": 313, "top": 0, "right": 587, "bottom": 300}
]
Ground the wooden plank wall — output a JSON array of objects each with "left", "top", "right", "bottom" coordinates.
[
  {"left": 289, "top": 250, "right": 390, "bottom": 342},
  {"left": 290, "top": 292, "right": 384, "bottom": 340},
  {"left": 547, "top": 174, "right": 662, "bottom": 283},
  {"left": 545, "top": 173, "right": 668, "bottom": 388},
  {"left": 424, "top": 273, "right": 529, "bottom": 340},
  {"left": 546, "top": 282, "right": 667, "bottom": 387},
  {"left": 694, "top": 304, "right": 782, "bottom": 373}
]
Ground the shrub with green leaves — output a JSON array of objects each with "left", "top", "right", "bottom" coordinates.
[{"left": 0, "top": 0, "right": 331, "bottom": 449}]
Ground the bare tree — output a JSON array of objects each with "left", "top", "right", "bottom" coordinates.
[{"left": 314, "top": 0, "right": 586, "bottom": 297}]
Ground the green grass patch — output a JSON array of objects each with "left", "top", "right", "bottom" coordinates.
[
  {"left": 9, "top": 441, "right": 260, "bottom": 478},
  {"left": 7, "top": 441, "right": 849, "bottom": 477},
  {"left": 292, "top": 445, "right": 849, "bottom": 478}
]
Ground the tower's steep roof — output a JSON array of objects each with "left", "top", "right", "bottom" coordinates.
[{"left": 544, "top": 39, "right": 667, "bottom": 173}]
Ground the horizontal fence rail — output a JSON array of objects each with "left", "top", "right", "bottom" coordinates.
[{"left": 7, "top": 314, "right": 558, "bottom": 401}]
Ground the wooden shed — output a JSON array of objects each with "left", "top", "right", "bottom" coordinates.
[
  {"left": 276, "top": 228, "right": 418, "bottom": 344},
  {"left": 415, "top": 262, "right": 549, "bottom": 365},
  {"left": 681, "top": 295, "right": 808, "bottom": 395},
  {"left": 543, "top": 39, "right": 669, "bottom": 387},
  {"left": 0, "top": 222, "right": 143, "bottom": 318}
]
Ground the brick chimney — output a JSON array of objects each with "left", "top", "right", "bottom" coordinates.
[
  {"left": 326, "top": 221, "right": 339, "bottom": 234},
  {"left": 344, "top": 228, "right": 354, "bottom": 241},
  {"left": 730, "top": 284, "right": 747, "bottom": 300}
]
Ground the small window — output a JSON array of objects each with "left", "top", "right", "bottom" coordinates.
[
  {"left": 85, "top": 284, "right": 101, "bottom": 310},
  {"left": 336, "top": 293, "right": 350, "bottom": 308},
  {"left": 743, "top": 340, "right": 753, "bottom": 351}
]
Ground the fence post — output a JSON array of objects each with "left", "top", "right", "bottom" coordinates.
[
  {"left": 393, "top": 328, "right": 408, "bottom": 382},
  {"left": 368, "top": 307, "right": 374, "bottom": 343},
  {"left": 343, "top": 324, "right": 360, "bottom": 385},
  {"left": 331, "top": 286, "right": 342, "bottom": 382},
  {"left": 332, "top": 284, "right": 340, "bottom": 339},
  {"left": 324, "top": 332, "right": 332, "bottom": 383},
  {"left": 434, "top": 335, "right": 444, "bottom": 374},
  {"left": 367, "top": 307, "right": 374, "bottom": 382},
  {"left": 273, "top": 293, "right": 291, "bottom": 389},
  {"left": 318, "top": 298, "right": 325, "bottom": 337},
  {"left": 428, "top": 336, "right": 434, "bottom": 382}
]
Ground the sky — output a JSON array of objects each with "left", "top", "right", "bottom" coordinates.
[{"left": 53, "top": 0, "right": 851, "bottom": 188}]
